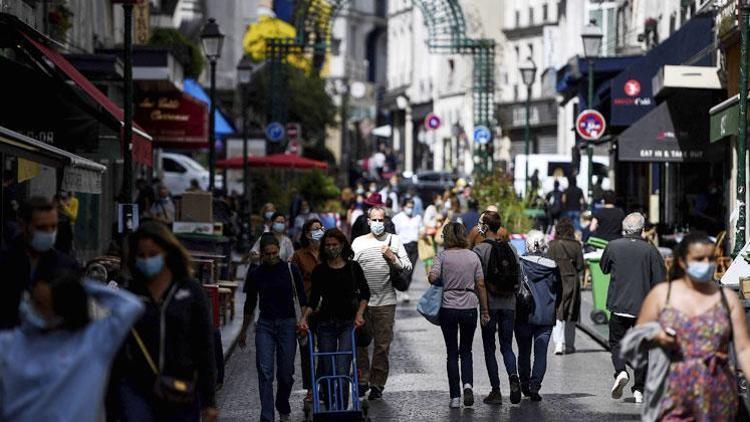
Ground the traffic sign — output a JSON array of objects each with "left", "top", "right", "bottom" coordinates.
[
  {"left": 286, "top": 122, "right": 301, "bottom": 141},
  {"left": 473, "top": 125, "right": 492, "bottom": 144},
  {"left": 576, "top": 109, "right": 607, "bottom": 141},
  {"left": 265, "top": 122, "right": 285, "bottom": 142},
  {"left": 425, "top": 113, "right": 441, "bottom": 130}
]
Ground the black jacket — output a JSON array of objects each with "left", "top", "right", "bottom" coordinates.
[
  {"left": 0, "top": 237, "right": 78, "bottom": 329},
  {"left": 600, "top": 235, "right": 665, "bottom": 316},
  {"left": 350, "top": 214, "right": 396, "bottom": 241},
  {"left": 117, "top": 278, "right": 217, "bottom": 407}
]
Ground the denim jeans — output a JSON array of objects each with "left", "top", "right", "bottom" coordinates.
[
  {"left": 514, "top": 321, "right": 552, "bottom": 393},
  {"left": 317, "top": 320, "right": 354, "bottom": 410},
  {"left": 256, "top": 317, "right": 297, "bottom": 422},
  {"left": 117, "top": 377, "right": 200, "bottom": 422},
  {"left": 481, "top": 309, "right": 518, "bottom": 390},
  {"left": 439, "top": 308, "right": 478, "bottom": 399}
]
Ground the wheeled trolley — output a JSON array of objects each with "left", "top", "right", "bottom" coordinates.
[{"left": 304, "top": 328, "right": 369, "bottom": 422}]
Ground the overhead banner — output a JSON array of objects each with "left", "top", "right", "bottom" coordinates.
[{"left": 135, "top": 91, "right": 208, "bottom": 148}]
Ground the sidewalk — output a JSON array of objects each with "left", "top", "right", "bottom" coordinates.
[{"left": 577, "top": 291, "right": 610, "bottom": 349}]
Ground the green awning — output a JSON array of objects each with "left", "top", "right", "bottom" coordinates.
[{"left": 710, "top": 94, "right": 739, "bottom": 143}]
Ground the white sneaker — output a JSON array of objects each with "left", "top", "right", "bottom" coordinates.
[
  {"left": 449, "top": 397, "right": 461, "bottom": 408},
  {"left": 402, "top": 292, "right": 411, "bottom": 303},
  {"left": 554, "top": 343, "right": 564, "bottom": 355},
  {"left": 611, "top": 371, "right": 630, "bottom": 399},
  {"left": 633, "top": 390, "right": 643, "bottom": 404}
]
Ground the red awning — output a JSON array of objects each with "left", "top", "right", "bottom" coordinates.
[
  {"left": 20, "top": 33, "right": 153, "bottom": 166},
  {"left": 216, "top": 154, "right": 328, "bottom": 170}
]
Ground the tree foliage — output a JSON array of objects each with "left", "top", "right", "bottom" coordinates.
[
  {"left": 149, "top": 28, "right": 205, "bottom": 78},
  {"left": 472, "top": 170, "right": 532, "bottom": 234}
]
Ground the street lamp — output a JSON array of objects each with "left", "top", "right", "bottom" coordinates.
[
  {"left": 519, "top": 56, "right": 537, "bottom": 194},
  {"left": 581, "top": 19, "right": 603, "bottom": 210},
  {"left": 237, "top": 56, "right": 253, "bottom": 250},
  {"left": 200, "top": 18, "right": 224, "bottom": 191},
  {"left": 116, "top": 0, "right": 140, "bottom": 206}
]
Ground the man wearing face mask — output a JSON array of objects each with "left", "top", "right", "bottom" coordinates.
[
  {"left": 600, "top": 213, "right": 665, "bottom": 404},
  {"left": 391, "top": 198, "right": 422, "bottom": 301},
  {"left": 351, "top": 206, "right": 412, "bottom": 400},
  {"left": 350, "top": 194, "right": 396, "bottom": 240},
  {"left": 0, "top": 197, "right": 78, "bottom": 329}
]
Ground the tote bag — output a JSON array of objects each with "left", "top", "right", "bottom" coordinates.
[{"left": 417, "top": 254, "right": 444, "bottom": 325}]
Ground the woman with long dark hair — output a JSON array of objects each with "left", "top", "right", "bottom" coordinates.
[
  {"left": 299, "top": 228, "right": 369, "bottom": 410},
  {"left": 117, "top": 220, "right": 218, "bottom": 422},
  {"left": 548, "top": 217, "right": 584, "bottom": 354}
]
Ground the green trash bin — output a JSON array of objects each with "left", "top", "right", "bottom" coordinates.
[{"left": 586, "top": 256, "right": 611, "bottom": 325}]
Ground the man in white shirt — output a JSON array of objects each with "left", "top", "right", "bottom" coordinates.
[
  {"left": 391, "top": 198, "right": 422, "bottom": 301},
  {"left": 352, "top": 206, "right": 411, "bottom": 401}
]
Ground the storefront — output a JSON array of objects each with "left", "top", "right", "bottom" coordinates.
[{"left": 497, "top": 98, "right": 558, "bottom": 157}]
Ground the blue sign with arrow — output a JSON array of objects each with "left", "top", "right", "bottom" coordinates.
[
  {"left": 473, "top": 125, "right": 492, "bottom": 145},
  {"left": 265, "top": 122, "right": 285, "bottom": 142}
]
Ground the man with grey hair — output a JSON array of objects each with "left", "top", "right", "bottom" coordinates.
[{"left": 600, "top": 212, "right": 665, "bottom": 404}]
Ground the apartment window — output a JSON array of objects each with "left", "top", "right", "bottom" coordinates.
[
  {"left": 515, "top": 10, "right": 520, "bottom": 27},
  {"left": 514, "top": 84, "right": 519, "bottom": 101},
  {"left": 543, "top": 4, "right": 548, "bottom": 22},
  {"left": 669, "top": 13, "right": 676, "bottom": 35},
  {"left": 529, "top": 7, "right": 534, "bottom": 25}
]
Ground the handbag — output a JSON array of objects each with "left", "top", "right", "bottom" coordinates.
[
  {"left": 131, "top": 328, "right": 196, "bottom": 404},
  {"left": 515, "top": 267, "right": 536, "bottom": 321},
  {"left": 287, "top": 263, "right": 308, "bottom": 348},
  {"left": 387, "top": 235, "right": 410, "bottom": 292},
  {"left": 417, "top": 253, "right": 444, "bottom": 325}
]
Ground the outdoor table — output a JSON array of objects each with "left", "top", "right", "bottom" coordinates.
[{"left": 217, "top": 280, "right": 240, "bottom": 321}]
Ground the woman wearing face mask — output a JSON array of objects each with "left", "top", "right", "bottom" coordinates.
[
  {"left": 250, "top": 213, "right": 295, "bottom": 264},
  {"left": 299, "top": 229, "right": 370, "bottom": 410},
  {"left": 0, "top": 265, "right": 144, "bottom": 422},
  {"left": 291, "top": 201, "right": 321, "bottom": 242},
  {"left": 291, "top": 218, "right": 324, "bottom": 402},
  {"left": 116, "top": 220, "right": 218, "bottom": 422},
  {"left": 239, "top": 234, "right": 307, "bottom": 422},
  {"left": 634, "top": 234, "right": 750, "bottom": 420}
]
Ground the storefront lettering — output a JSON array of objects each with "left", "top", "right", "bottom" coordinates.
[
  {"left": 23, "top": 131, "right": 55, "bottom": 144},
  {"left": 638, "top": 149, "right": 705, "bottom": 160},
  {"left": 613, "top": 97, "right": 653, "bottom": 106},
  {"left": 150, "top": 110, "right": 189, "bottom": 122},
  {"left": 139, "top": 97, "right": 181, "bottom": 110}
]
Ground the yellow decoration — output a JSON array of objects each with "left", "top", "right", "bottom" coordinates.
[{"left": 17, "top": 158, "right": 40, "bottom": 183}]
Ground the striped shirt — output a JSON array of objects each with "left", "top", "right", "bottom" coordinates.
[{"left": 352, "top": 233, "right": 412, "bottom": 307}]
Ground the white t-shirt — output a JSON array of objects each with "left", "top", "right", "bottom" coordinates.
[{"left": 392, "top": 212, "right": 422, "bottom": 244}]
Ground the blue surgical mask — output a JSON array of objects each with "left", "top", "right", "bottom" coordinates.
[
  {"left": 404, "top": 207, "right": 413, "bottom": 216},
  {"left": 311, "top": 229, "right": 324, "bottom": 242},
  {"left": 30, "top": 230, "right": 57, "bottom": 253},
  {"left": 136, "top": 255, "right": 165, "bottom": 279},
  {"left": 370, "top": 221, "right": 385, "bottom": 236},
  {"left": 264, "top": 211, "right": 275, "bottom": 221},
  {"left": 273, "top": 222, "right": 286, "bottom": 233},
  {"left": 686, "top": 262, "right": 716, "bottom": 283},
  {"left": 19, "top": 296, "right": 60, "bottom": 330}
]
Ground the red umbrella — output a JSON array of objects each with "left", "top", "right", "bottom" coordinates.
[{"left": 215, "top": 153, "right": 328, "bottom": 170}]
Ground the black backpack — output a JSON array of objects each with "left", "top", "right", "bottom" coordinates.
[{"left": 481, "top": 239, "right": 519, "bottom": 295}]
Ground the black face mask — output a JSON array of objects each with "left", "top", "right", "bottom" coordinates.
[{"left": 325, "top": 246, "right": 343, "bottom": 259}]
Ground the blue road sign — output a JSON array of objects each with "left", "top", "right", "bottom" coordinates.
[
  {"left": 265, "top": 122, "right": 285, "bottom": 142},
  {"left": 473, "top": 125, "right": 492, "bottom": 144}
]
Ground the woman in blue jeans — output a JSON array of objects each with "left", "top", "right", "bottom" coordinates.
[
  {"left": 515, "top": 230, "right": 562, "bottom": 402},
  {"left": 239, "top": 234, "right": 307, "bottom": 422},
  {"left": 299, "top": 228, "right": 370, "bottom": 410},
  {"left": 428, "top": 222, "right": 489, "bottom": 408}
]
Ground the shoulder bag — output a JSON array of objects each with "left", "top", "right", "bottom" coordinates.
[
  {"left": 131, "top": 327, "right": 196, "bottom": 404},
  {"left": 388, "top": 235, "right": 410, "bottom": 292},
  {"left": 417, "top": 253, "right": 444, "bottom": 325}
]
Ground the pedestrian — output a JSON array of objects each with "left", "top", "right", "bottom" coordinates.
[
  {"left": 239, "top": 233, "right": 307, "bottom": 422},
  {"left": 630, "top": 233, "right": 750, "bottom": 420},
  {"left": 0, "top": 266, "right": 144, "bottom": 422},
  {"left": 250, "top": 212, "right": 295, "bottom": 264},
  {"left": 545, "top": 180, "right": 564, "bottom": 228},
  {"left": 117, "top": 220, "right": 218, "bottom": 422},
  {"left": 350, "top": 193, "right": 396, "bottom": 240},
  {"left": 417, "top": 226, "right": 436, "bottom": 275},
  {"left": 473, "top": 211, "right": 522, "bottom": 405},
  {"left": 592, "top": 175, "right": 604, "bottom": 205},
  {"left": 290, "top": 218, "right": 324, "bottom": 403},
  {"left": 548, "top": 217, "right": 584, "bottom": 355},
  {"left": 392, "top": 197, "right": 422, "bottom": 301},
  {"left": 148, "top": 184, "right": 176, "bottom": 224},
  {"left": 428, "top": 222, "right": 490, "bottom": 408},
  {"left": 460, "top": 199, "right": 481, "bottom": 230},
  {"left": 352, "top": 206, "right": 411, "bottom": 400},
  {"left": 135, "top": 178, "right": 155, "bottom": 219},
  {"left": 562, "top": 176, "right": 585, "bottom": 232},
  {"left": 600, "top": 213, "right": 665, "bottom": 404},
  {"left": 515, "top": 230, "right": 562, "bottom": 401},
  {"left": 186, "top": 178, "right": 202, "bottom": 192},
  {"left": 408, "top": 188, "right": 424, "bottom": 216},
  {"left": 257, "top": 202, "right": 277, "bottom": 236},
  {"left": 299, "top": 228, "right": 370, "bottom": 410},
  {"left": 590, "top": 190, "right": 625, "bottom": 241},
  {"left": 0, "top": 197, "right": 78, "bottom": 329},
  {"left": 291, "top": 200, "right": 321, "bottom": 242}
]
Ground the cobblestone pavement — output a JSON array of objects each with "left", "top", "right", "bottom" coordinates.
[{"left": 218, "top": 265, "right": 641, "bottom": 421}]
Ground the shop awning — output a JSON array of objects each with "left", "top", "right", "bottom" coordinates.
[
  {"left": 0, "top": 126, "right": 106, "bottom": 193},
  {"left": 709, "top": 93, "right": 741, "bottom": 143},
  {"left": 215, "top": 153, "right": 328, "bottom": 170},
  {"left": 19, "top": 32, "right": 153, "bottom": 166},
  {"left": 618, "top": 100, "right": 717, "bottom": 163},
  {"left": 182, "top": 79, "right": 235, "bottom": 138}
]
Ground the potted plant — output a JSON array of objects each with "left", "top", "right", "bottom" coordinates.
[{"left": 48, "top": 1, "right": 73, "bottom": 42}]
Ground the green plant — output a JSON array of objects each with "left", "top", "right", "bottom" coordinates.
[
  {"left": 48, "top": 1, "right": 73, "bottom": 42},
  {"left": 472, "top": 170, "right": 532, "bottom": 234},
  {"left": 291, "top": 169, "right": 340, "bottom": 210},
  {"left": 149, "top": 28, "right": 205, "bottom": 78}
]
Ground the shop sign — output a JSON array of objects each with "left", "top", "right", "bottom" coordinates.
[
  {"left": 62, "top": 166, "right": 103, "bottom": 194},
  {"left": 709, "top": 101, "right": 739, "bottom": 143},
  {"left": 135, "top": 92, "right": 208, "bottom": 146},
  {"left": 613, "top": 78, "right": 653, "bottom": 107}
]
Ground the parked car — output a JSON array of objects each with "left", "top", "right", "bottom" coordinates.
[
  {"left": 160, "top": 152, "right": 221, "bottom": 196},
  {"left": 399, "top": 171, "right": 456, "bottom": 203}
]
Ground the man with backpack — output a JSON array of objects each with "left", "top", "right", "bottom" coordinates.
[{"left": 472, "top": 211, "right": 522, "bottom": 405}]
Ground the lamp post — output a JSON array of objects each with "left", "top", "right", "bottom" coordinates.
[
  {"left": 237, "top": 56, "right": 253, "bottom": 250},
  {"left": 200, "top": 18, "right": 224, "bottom": 191},
  {"left": 119, "top": 0, "right": 136, "bottom": 205},
  {"left": 519, "top": 57, "right": 537, "bottom": 194},
  {"left": 581, "top": 20, "right": 603, "bottom": 210}
]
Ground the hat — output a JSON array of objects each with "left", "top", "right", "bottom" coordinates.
[{"left": 363, "top": 193, "right": 385, "bottom": 207}]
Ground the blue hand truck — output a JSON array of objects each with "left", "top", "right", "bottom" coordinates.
[{"left": 303, "top": 328, "right": 370, "bottom": 422}]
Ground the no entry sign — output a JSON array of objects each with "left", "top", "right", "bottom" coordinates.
[
  {"left": 576, "top": 109, "right": 607, "bottom": 141},
  {"left": 424, "top": 113, "right": 441, "bottom": 130}
]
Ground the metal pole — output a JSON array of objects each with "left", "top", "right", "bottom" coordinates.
[
  {"left": 524, "top": 84, "right": 531, "bottom": 193},
  {"left": 735, "top": 5, "right": 750, "bottom": 256},
  {"left": 340, "top": 78, "right": 350, "bottom": 187},
  {"left": 241, "top": 84, "right": 251, "bottom": 249},
  {"left": 208, "top": 59, "right": 217, "bottom": 191},
  {"left": 587, "top": 58, "right": 595, "bottom": 211},
  {"left": 121, "top": 3, "right": 133, "bottom": 203}
]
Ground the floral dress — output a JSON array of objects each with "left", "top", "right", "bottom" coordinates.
[{"left": 657, "top": 289, "right": 737, "bottom": 421}]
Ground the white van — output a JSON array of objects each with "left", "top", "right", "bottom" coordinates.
[
  {"left": 513, "top": 154, "right": 610, "bottom": 198},
  {"left": 160, "top": 152, "right": 221, "bottom": 196}
]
